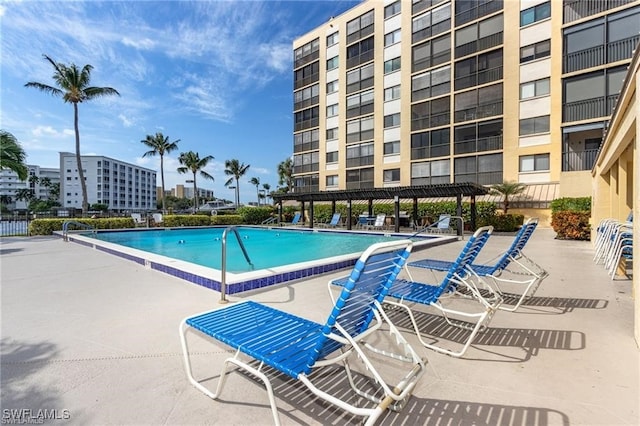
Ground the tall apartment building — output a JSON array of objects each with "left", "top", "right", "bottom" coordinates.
[
  {"left": 291, "top": 0, "right": 639, "bottom": 203},
  {"left": 156, "top": 185, "right": 215, "bottom": 201},
  {"left": 0, "top": 165, "right": 60, "bottom": 210},
  {"left": 59, "top": 152, "right": 157, "bottom": 211}
]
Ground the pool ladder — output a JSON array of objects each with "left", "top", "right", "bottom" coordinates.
[
  {"left": 62, "top": 220, "right": 96, "bottom": 241},
  {"left": 220, "top": 226, "right": 254, "bottom": 304}
]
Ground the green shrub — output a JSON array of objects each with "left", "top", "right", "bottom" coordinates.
[
  {"left": 210, "top": 215, "right": 244, "bottom": 225},
  {"left": 551, "top": 211, "right": 591, "bottom": 240},
  {"left": 29, "top": 218, "right": 135, "bottom": 235},
  {"left": 163, "top": 215, "right": 212, "bottom": 227},
  {"left": 550, "top": 197, "right": 591, "bottom": 213},
  {"left": 478, "top": 214, "right": 524, "bottom": 232},
  {"left": 236, "top": 206, "right": 273, "bottom": 224}
]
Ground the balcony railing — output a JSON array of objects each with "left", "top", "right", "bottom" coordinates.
[
  {"left": 564, "top": 45, "right": 604, "bottom": 73},
  {"left": 608, "top": 35, "right": 640, "bottom": 63},
  {"left": 454, "top": 170, "right": 502, "bottom": 185},
  {"left": 455, "top": 0, "right": 502, "bottom": 27},
  {"left": 294, "top": 73, "right": 319, "bottom": 90},
  {"left": 564, "top": 97, "right": 605, "bottom": 122},
  {"left": 454, "top": 135, "right": 503, "bottom": 154},
  {"left": 562, "top": 148, "right": 599, "bottom": 171},
  {"left": 294, "top": 50, "right": 319, "bottom": 69}
]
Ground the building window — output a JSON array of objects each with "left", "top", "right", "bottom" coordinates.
[
  {"left": 384, "top": 57, "right": 401, "bottom": 74},
  {"left": 384, "top": 29, "right": 401, "bottom": 47},
  {"left": 384, "top": 1, "right": 401, "bottom": 19},
  {"left": 411, "top": 96, "right": 451, "bottom": 131},
  {"left": 520, "top": 78, "right": 550, "bottom": 100},
  {"left": 412, "top": 33, "right": 451, "bottom": 73},
  {"left": 327, "top": 32, "right": 339, "bottom": 47},
  {"left": 411, "top": 159, "right": 450, "bottom": 185},
  {"left": 412, "top": 65, "right": 451, "bottom": 102},
  {"left": 294, "top": 129, "right": 319, "bottom": 153},
  {"left": 294, "top": 83, "right": 319, "bottom": 110},
  {"left": 347, "top": 89, "right": 374, "bottom": 119},
  {"left": 346, "top": 63, "right": 374, "bottom": 94},
  {"left": 454, "top": 83, "right": 503, "bottom": 123},
  {"left": 412, "top": 3, "right": 451, "bottom": 44},
  {"left": 347, "top": 37, "right": 374, "bottom": 69},
  {"left": 346, "top": 167, "right": 374, "bottom": 189},
  {"left": 294, "top": 106, "right": 319, "bottom": 131},
  {"left": 346, "top": 142, "right": 374, "bottom": 168},
  {"left": 520, "top": 1, "right": 551, "bottom": 26},
  {"left": 384, "top": 85, "right": 401, "bottom": 102},
  {"left": 294, "top": 38, "right": 320, "bottom": 65},
  {"left": 454, "top": 49, "right": 503, "bottom": 91},
  {"left": 327, "top": 56, "right": 339, "bottom": 70},
  {"left": 347, "top": 116, "right": 374, "bottom": 143},
  {"left": 327, "top": 127, "right": 338, "bottom": 140},
  {"left": 384, "top": 113, "right": 401, "bottom": 128},
  {"left": 383, "top": 168, "right": 400, "bottom": 183},
  {"left": 454, "top": 153, "right": 503, "bottom": 185},
  {"left": 326, "top": 151, "right": 338, "bottom": 163},
  {"left": 294, "top": 61, "right": 320, "bottom": 90},
  {"left": 346, "top": 10, "right": 374, "bottom": 44},
  {"left": 293, "top": 151, "right": 320, "bottom": 174},
  {"left": 411, "top": 128, "right": 450, "bottom": 160},
  {"left": 563, "top": 66, "right": 626, "bottom": 122},
  {"left": 454, "top": 119, "right": 503, "bottom": 155},
  {"left": 454, "top": 14, "right": 503, "bottom": 58},
  {"left": 384, "top": 140, "right": 400, "bottom": 155},
  {"left": 519, "top": 115, "right": 550, "bottom": 136},
  {"left": 520, "top": 154, "right": 550, "bottom": 172},
  {"left": 327, "top": 80, "right": 338, "bottom": 94},
  {"left": 326, "top": 175, "right": 338, "bottom": 186},
  {"left": 520, "top": 39, "right": 551, "bottom": 63},
  {"left": 455, "top": 0, "right": 503, "bottom": 27},
  {"left": 327, "top": 103, "right": 338, "bottom": 117}
]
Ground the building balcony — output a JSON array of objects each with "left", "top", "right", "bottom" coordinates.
[
  {"left": 563, "top": 0, "right": 635, "bottom": 24},
  {"left": 563, "top": 95, "right": 617, "bottom": 122},
  {"left": 562, "top": 148, "right": 599, "bottom": 171},
  {"left": 454, "top": 134, "right": 503, "bottom": 155}
]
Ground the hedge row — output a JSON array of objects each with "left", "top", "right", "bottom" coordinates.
[
  {"left": 478, "top": 214, "right": 525, "bottom": 232},
  {"left": 550, "top": 197, "right": 591, "bottom": 213}
]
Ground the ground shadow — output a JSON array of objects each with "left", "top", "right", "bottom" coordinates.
[
  {"left": 213, "top": 363, "right": 569, "bottom": 425},
  {"left": 383, "top": 306, "right": 585, "bottom": 362},
  {"left": 0, "top": 248, "right": 24, "bottom": 255},
  {"left": 501, "top": 293, "right": 608, "bottom": 312},
  {"left": 0, "top": 337, "right": 83, "bottom": 423}
]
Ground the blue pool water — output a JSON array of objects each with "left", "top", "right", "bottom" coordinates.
[{"left": 89, "top": 227, "right": 414, "bottom": 272}]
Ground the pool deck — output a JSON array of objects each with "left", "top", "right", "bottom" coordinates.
[{"left": 1, "top": 228, "right": 638, "bottom": 425}]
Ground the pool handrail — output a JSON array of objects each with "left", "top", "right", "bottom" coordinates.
[
  {"left": 410, "top": 215, "right": 464, "bottom": 240},
  {"left": 62, "top": 220, "right": 96, "bottom": 241},
  {"left": 220, "top": 226, "right": 254, "bottom": 304}
]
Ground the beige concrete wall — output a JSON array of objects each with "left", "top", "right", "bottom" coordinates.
[{"left": 559, "top": 171, "right": 593, "bottom": 197}]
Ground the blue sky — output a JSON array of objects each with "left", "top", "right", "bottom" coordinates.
[{"left": 0, "top": 0, "right": 357, "bottom": 203}]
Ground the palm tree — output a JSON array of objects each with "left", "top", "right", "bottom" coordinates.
[
  {"left": 14, "top": 188, "right": 35, "bottom": 204},
  {"left": 25, "top": 54, "right": 120, "bottom": 214},
  {"left": 262, "top": 183, "right": 271, "bottom": 205},
  {"left": 0, "top": 130, "right": 28, "bottom": 180},
  {"left": 177, "top": 151, "right": 214, "bottom": 212},
  {"left": 141, "top": 132, "right": 180, "bottom": 212},
  {"left": 277, "top": 158, "right": 293, "bottom": 193},
  {"left": 490, "top": 181, "right": 527, "bottom": 214},
  {"left": 224, "top": 159, "right": 250, "bottom": 207},
  {"left": 249, "top": 177, "right": 261, "bottom": 206}
]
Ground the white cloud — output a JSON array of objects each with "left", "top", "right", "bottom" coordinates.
[
  {"left": 121, "top": 37, "right": 155, "bottom": 50},
  {"left": 118, "top": 114, "right": 134, "bottom": 128},
  {"left": 31, "top": 125, "right": 74, "bottom": 138}
]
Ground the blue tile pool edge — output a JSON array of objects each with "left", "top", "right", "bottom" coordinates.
[{"left": 58, "top": 228, "right": 456, "bottom": 294}]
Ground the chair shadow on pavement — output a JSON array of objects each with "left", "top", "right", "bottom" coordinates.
[
  {"left": 500, "top": 293, "right": 608, "bottom": 314},
  {"left": 382, "top": 305, "right": 586, "bottom": 362},
  {"left": 215, "top": 362, "right": 570, "bottom": 425}
]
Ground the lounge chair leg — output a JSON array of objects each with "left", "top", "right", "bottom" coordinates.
[{"left": 179, "top": 321, "right": 282, "bottom": 425}]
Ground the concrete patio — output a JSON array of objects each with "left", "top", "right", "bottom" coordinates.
[{"left": 1, "top": 228, "right": 638, "bottom": 425}]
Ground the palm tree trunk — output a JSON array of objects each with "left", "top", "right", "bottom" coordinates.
[
  {"left": 73, "top": 103, "right": 89, "bottom": 214},
  {"left": 235, "top": 179, "right": 240, "bottom": 207},
  {"left": 192, "top": 172, "right": 198, "bottom": 212},
  {"left": 160, "top": 154, "right": 166, "bottom": 213}
]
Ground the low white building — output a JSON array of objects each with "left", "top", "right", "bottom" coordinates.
[{"left": 60, "top": 152, "right": 157, "bottom": 211}]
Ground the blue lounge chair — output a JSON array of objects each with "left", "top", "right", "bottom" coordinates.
[
  {"left": 332, "top": 226, "right": 501, "bottom": 358},
  {"left": 281, "top": 211, "right": 301, "bottom": 226},
  {"left": 422, "top": 214, "right": 453, "bottom": 234},
  {"left": 319, "top": 212, "right": 342, "bottom": 228},
  {"left": 180, "top": 240, "right": 426, "bottom": 425},
  {"left": 408, "top": 218, "right": 547, "bottom": 312}
]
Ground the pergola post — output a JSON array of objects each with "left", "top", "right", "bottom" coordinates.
[
  {"left": 309, "top": 200, "right": 314, "bottom": 228},
  {"left": 368, "top": 199, "right": 373, "bottom": 216},
  {"left": 300, "top": 201, "right": 305, "bottom": 225},
  {"left": 412, "top": 197, "right": 419, "bottom": 230},
  {"left": 278, "top": 202, "right": 283, "bottom": 224},
  {"left": 456, "top": 193, "right": 463, "bottom": 238},
  {"left": 347, "top": 199, "right": 352, "bottom": 230},
  {"left": 471, "top": 195, "right": 477, "bottom": 231},
  {"left": 394, "top": 196, "right": 400, "bottom": 233}
]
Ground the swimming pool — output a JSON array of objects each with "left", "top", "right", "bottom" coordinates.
[{"left": 65, "top": 226, "right": 456, "bottom": 294}]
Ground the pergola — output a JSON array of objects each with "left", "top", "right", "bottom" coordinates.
[{"left": 271, "top": 183, "right": 489, "bottom": 233}]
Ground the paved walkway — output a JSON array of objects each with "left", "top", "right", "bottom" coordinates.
[{"left": 1, "top": 229, "right": 638, "bottom": 425}]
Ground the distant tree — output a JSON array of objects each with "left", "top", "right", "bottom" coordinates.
[
  {"left": 262, "top": 183, "right": 272, "bottom": 205},
  {"left": 177, "top": 151, "right": 214, "bottom": 212},
  {"left": 490, "top": 181, "right": 527, "bottom": 214},
  {"left": 25, "top": 54, "right": 120, "bottom": 214},
  {"left": 277, "top": 158, "right": 293, "bottom": 193},
  {"left": 249, "top": 177, "right": 261, "bottom": 206},
  {"left": 141, "top": 132, "right": 180, "bottom": 213},
  {"left": 14, "top": 188, "right": 35, "bottom": 204},
  {"left": 224, "top": 159, "right": 250, "bottom": 207},
  {"left": 47, "top": 182, "right": 60, "bottom": 202},
  {"left": 90, "top": 203, "right": 109, "bottom": 212},
  {"left": 0, "top": 130, "right": 28, "bottom": 180},
  {"left": 0, "top": 194, "right": 13, "bottom": 207}
]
